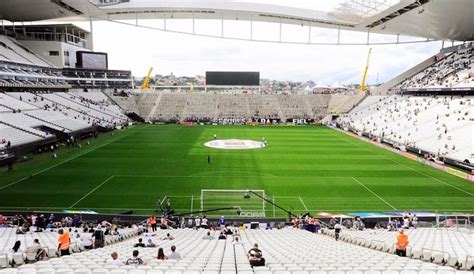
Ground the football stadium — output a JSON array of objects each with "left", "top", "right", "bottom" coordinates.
[{"left": 0, "top": 0, "right": 473, "bottom": 273}]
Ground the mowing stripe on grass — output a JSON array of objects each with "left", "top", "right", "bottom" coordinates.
[
  {"left": 328, "top": 129, "right": 474, "bottom": 196},
  {"left": 0, "top": 126, "right": 146, "bottom": 192},
  {"left": 299, "top": 197, "right": 309, "bottom": 211},
  {"left": 69, "top": 175, "right": 115, "bottom": 208},
  {"left": 351, "top": 177, "right": 397, "bottom": 210}
]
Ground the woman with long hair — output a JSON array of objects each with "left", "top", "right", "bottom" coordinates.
[
  {"left": 156, "top": 247, "right": 168, "bottom": 260},
  {"left": 12, "top": 241, "right": 21, "bottom": 252}
]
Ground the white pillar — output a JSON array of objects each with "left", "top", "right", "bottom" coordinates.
[{"left": 89, "top": 17, "right": 94, "bottom": 50}]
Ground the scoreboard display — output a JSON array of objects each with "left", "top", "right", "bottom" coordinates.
[
  {"left": 206, "top": 71, "right": 260, "bottom": 86},
  {"left": 76, "top": 51, "right": 108, "bottom": 70}
]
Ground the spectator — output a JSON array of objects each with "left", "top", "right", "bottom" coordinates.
[
  {"left": 202, "top": 231, "right": 214, "bottom": 240},
  {"left": 168, "top": 245, "right": 181, "bottom": 260},
  {"left": 232, "top": 236, "right": 242, "bottom": 245},
  {"left": 146, "top": 238, "right": 157, "bottom": 248},
  {"left": 12, "top": 240, "right": 22, "bottom": 253},
  {"left": 148, "top": 215, "right": 157, "bottom": 232},
  {"left": 201, "top": 215, "right": 209, "bottom": 229},
  {"left": 133, "top": 238, "right": 146, "bottom": 248},
  {"left": 81, "top": 228, "right": 93, "bottom": 250},
  {"left": 26, "top": 239, "right": 47, "bottom": 262},
  {"left": 57, "top": 228, "right": 71, "bottom": 256},
  {"left": 160, "top": 215, "right": 168, "bottom": 229},
  {"left": 156, "top": 247, "right": 168, "bottom": 260},
  {"left": 107, "top": 252, "right": 123, "bottom": 266},
  {"left": 334, "top": 222, "right": 342, "bottom": 241},
  {"left": 93, "top": 225, "right": 105, "bottom": 248},
  {"left": 412, "top": 214, "right": 418, "bottom": 228},
  {"left": 161, "top": 233, "right": 175, "bottom": 240},
  {"left": 403, "top": 217, "right": 410, "bottom": 229},
  {"left": 194, "top": 216, "right": 201, "bottom": 229},
  {"left": 218, "top": 216, "right": 226, "bottom": 228},
  {"left": 111, "top": 228, "right": 122, "bottom": 240},
  {"left": 248, "top": 243, "right": 265, "bottom": 267},
  {"left": 395, "top": 228, "right": 409, "bottom": 257},
  {"left": 218, "top": 232, "right": 227, "bottom": 240},
  {"left": 125, "top": 250, "right": 145, "bottom": 265}
]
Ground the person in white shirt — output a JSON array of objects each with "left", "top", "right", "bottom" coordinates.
[
  {"left": 80, "top": 228, "right": 93, "bottom": 250},
  {"left": 167, "top": 245, "right": 181, "bottom": 260},
  {"left": 201, "top": 216, "right": 209, "bottom": 229},
  {"left": 195, "top": 217, "right": 201, "bottom": 229},
  {"left": 403, "top": 217, "right": 410, "bottom": 229},
  {"left": 334, "top": 222, "right": 342, "bottom": 241},
  {"left": 107, "top": 252, "right": 123, "bottom": 266}
]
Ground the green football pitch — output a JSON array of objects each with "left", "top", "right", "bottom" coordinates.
[{"left": 0, "top": 125, "right": 473, "bottom": 217}]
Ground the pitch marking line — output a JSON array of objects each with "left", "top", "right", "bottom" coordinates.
[
  {"left": 328, "top": 130, "right": 474, "bottom": 196},
  {"left": 160, "top": 196, "right": 167, "bottom": 206},
  {"left": 0, "top": 126, "right": 146, "bottom": 192},
  {"left": 299, "top": 197, "right": 309, "bottom": 211},
  {"left": 351, "top": 177, "right": 397, "bottom": 210},
  {"left": 69, "top": 175, "right": 115, "bottom": 208}
]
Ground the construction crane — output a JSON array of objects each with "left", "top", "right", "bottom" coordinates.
[
  {"left": 141, "top": 67, "right": 154, "bottom": 90},
  {"left": 360, "top": 48, "right": 372, "bottom": 92}
]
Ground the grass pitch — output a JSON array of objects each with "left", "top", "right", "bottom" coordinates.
[{"left": 0, "top": 125, "right": 473, "bottom": 216}]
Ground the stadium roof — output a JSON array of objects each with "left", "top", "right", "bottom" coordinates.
[{"left": 0, "top": 0, "right": 473, "bottom": 42}]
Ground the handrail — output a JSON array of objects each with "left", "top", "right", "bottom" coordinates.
[{"left": 421, "top": 246, "right": 451, "bottom": 262}]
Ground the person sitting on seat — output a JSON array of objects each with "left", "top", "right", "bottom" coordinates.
[
  {"left": 107, "top": 252, "right": 123, "bottom": 266},
  {"left": 146, "top": 238, "right": 157, "bottom": 248},
  {"left": 202, "top": 231, "right": 214, "bottom": 240},
  {"left": 218, "top": 232, "right": 227, "bottom": 240},
  {"left": 133, "top": 238, "right": 146, "bottom": 248},
  {"left": 26, "top": 239, "right": 47, "bottom": 262},
  {"left": 161, "top": 233, "right": 175, "bottom": 240},
  {"left": 232, "top": 236, "right": 242, "bottom": 245},
  {"left": 248, "top": 243, "right": 265, "bottom": 267},
  {"left": 156, "top": 247, "right": 168, "bottom": 260},
  {"left": 125, "top": 250, "right": 145, "bottom": 265},
  {"left": 167, "top": 245, "right": 181, "bottom": 260}
]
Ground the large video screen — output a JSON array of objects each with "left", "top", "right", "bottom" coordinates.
[
  {"left": 206, "top": 71, "right": 260, "bottom": 86},
  {"left": 76, "top": 51, "right": 108, "bottom": 70}
]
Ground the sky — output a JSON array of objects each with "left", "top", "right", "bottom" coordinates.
[{"left": 75, "top": 17, "right": 442, "bottom": 85}]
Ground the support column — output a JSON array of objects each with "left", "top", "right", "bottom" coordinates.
[{"left": 89, "top": 17, "right": 94, "bottom": 50}]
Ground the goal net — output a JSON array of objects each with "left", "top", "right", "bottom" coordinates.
[{"left": 200, "top": 189, "right": 266, "bottom": 217}]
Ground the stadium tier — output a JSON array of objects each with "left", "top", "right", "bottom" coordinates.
[
  {"left": 336, "top": 95, "right": 473, "bottom": 163},
  {"left": 109, "top": 93, "right": 362, "bottom": 124},
  {"left": 1, "top": 226, "right": 472, "bottom": 273},
  {"left": 391, "top": 45, "right": 474, "bottom": 91}
]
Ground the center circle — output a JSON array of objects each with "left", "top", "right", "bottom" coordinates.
[{"left": 204, "top": 139, "right": 266, "bottom": 150}]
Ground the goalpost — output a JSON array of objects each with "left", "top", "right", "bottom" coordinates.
[{"left": 200, "top": 189, "right": 266, "bottom": 217}]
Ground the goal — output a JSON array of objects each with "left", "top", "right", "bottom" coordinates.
[{"left": 200, "top": 189, "right": 266, "bottom": 217}]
